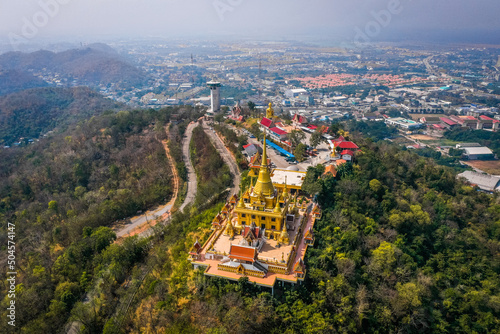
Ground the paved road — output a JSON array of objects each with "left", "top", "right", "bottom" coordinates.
[
  {"left": 180, "top": 122, "right": 198, "bottom": 211},
  {"left": 202, "top": 121, "right": 241, "bottom": 197},
  {"left": 115, "top": 200, "right": 174, "bottom": 238}
]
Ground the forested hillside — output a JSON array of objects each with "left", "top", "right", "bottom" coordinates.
[
  {"left": 0, "top": 44, "right": 147, "bottom": 88},
  {"left": 0, "top": 86, "right": 122, "bottom": 145},
  {"left": 190, "top": 125, "right": 232, "bottom": 206},
  {"left": 0, "top": 107, "right": 204, "bottom": 333},
  {"left": 105, "top": 130, "right": 499, "bottom": 333},
  {"left": 1, "top": 107, "right": 498, "bottom": 333},
  {"left": 0, "top": 70, "right": 48, "bottom": 96}
]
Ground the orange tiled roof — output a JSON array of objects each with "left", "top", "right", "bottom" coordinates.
[
  {"left": 229, "top": 245, "right": 257, "bottom": 262},
  {"left": 294, "top": 258, "right": 305, "bottom": 273},
  {"left": 335, "top": 159, "right": 347, "bottom": 167},
  {"left": 304, "top": 228, "right": 314, "bottom": 240},
  {"left": 323, "top": 165, "right": 337, "bottom": 177}
]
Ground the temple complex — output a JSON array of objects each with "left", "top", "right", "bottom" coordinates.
[{"left": 188, "top": 131, "right": 321, "bottom": 288}]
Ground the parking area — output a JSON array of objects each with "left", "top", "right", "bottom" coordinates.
[
  {"left": 247, "top": 137, "right": 290, "bottom": 169},
  {"left": 226, "top": 123, "right": 332, "bottom": 172},
  {"left": 246, "top": 133, "right": 331, "bottom": 172}
]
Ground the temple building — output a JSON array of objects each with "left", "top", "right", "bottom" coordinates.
[
  {"left": 188, "top": 131, "right": 320, "bottom": 289},
  {"left": 233, "top": 133, "right": 293, "bottom": 241},
  {"left": 228, "top": 102, "right": 244, "bottom": 122}
]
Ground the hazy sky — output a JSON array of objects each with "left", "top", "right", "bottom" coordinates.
[{"left": 1, "top": 0, "right": 499, "bottom": 43}]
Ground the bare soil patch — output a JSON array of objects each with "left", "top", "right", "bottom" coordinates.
[{"left": 462, "top": 160, "right": 500, "bottom": 175}]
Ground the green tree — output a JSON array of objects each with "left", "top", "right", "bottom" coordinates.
[
  {"left": 294, "top": 143, "right": 307, "bottom": 162},
  {"left": 247, "top": 101, "right": 256, "bottom": 111},
  {"left": 336, "top": 162, "right": 353, "bottom": 179},
  {"left": 310, "top": 129, "right": 323, "bottom": 148},
  {"left": 214, "top": 113, "right": 224, "bottom": 124},
  {"left": 302, "top": 165, "right": 324, "bottom": 196},
  {"left": 48, "top": 200, "right": 58, "bottom": 212},
  {"left": 371, "top": 241, "right": 397, "bottom": 277},
  {"left": 289, "top": 130, "right": 306, "bottom": 148}
]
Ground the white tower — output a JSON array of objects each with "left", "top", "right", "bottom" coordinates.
[{"left": 207, "top": 80, "right": 221, "bottom": 113}]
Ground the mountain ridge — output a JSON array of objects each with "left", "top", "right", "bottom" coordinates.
[{"left": 0, "top": 44, "right": 147, "bottom": 88}]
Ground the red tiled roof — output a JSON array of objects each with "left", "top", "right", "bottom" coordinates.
[
  {"left": 440, "top": 117, "right": 458, "bottom": 126},
  {"left": 293, "top": 114, "right": 307, "bottom": 123},
  {"left": 307, "top": 125, "right": 318, "bottom": 130},
  {"left": 338, "top": 141, "right": 359, "bottom": 149},
  {"left": 189, "top": 240, "right": 202, "bottom": 255},
  {"left": 229, "top": 245, "right": 257, "bottom": 262},
  {"left": 230, "top": 115, "right": 244, "bottom": 122},
  {"left": 341, "top": 150, "right": 354, "bottom": 156},
  {"left": 479, "top": 115, "right": 499, "bottom": 123},
  {"left": 433, "top": 124, "right": 445, "bottom": 130},
  {"left": 332, "top": 136, "right": 346, "bottom": 146},
  {"left": 270, "top": 127, "right": 288, "bottom": 136},
  {"left": 243, "top": 226, "right": 261, "bottom": 239},
  {"left": 260, "top": 117, "right": 273, "bottom": 128}
]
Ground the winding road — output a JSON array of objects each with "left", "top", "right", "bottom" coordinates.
[
  {"left": 114, "top": 122, "right": 198, "bottom": 239},
  {"left": 179, "top": 122, "right": 198, "bottom": 211},
  {"left": 202, "top": 121, "right": 241, "bottom": 198}
]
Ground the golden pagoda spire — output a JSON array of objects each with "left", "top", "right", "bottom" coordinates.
[
  {"left": 279, "top": 221, "right": 289, "bottom": 244},
  {"left": 283, "top": 176, "right": 289, "bottom": 199},
  {"left": 237, "top": 188, "right": 244, "bottom": 208},
  {"left": 253, "top": 131, "right": 275, "bottom": 197},
  {"left": 274, "top": 195, "right": 281, "bottom": 213},
  {"left": 225, "top": 220, "right": 235, "bottom": 239}
]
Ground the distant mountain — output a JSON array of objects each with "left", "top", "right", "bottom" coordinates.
[
  {"left": 0, "top": 44, "right": 147, "bottom": 89},
  {"left": 0, "top": 86, "right": 123, "bottom": 145},
  {"left": 0, "top": 69, "right": 49, "bottom": 96}
]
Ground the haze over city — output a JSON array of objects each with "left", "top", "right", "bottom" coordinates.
[{"left": 1, "top": 0, "right": 500, "bottom": 45}]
